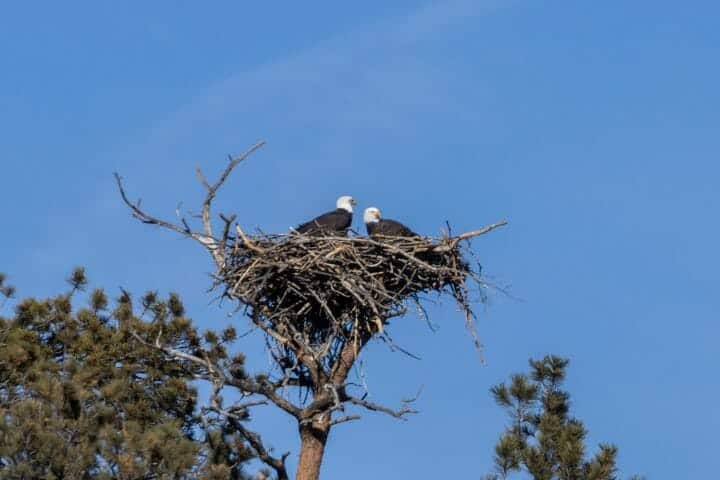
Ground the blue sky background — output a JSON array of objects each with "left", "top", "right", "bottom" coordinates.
[{"left": 1, "top": 1, "right": 718, "bottom": 478}]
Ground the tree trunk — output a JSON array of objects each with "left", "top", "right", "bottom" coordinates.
[{"left": 296, "top": 421, "right": 330, "bottom": 480}]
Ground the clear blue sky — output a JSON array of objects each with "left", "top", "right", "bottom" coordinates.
[{"left": 1, "top": 1, "right": 718, "bottom": 478}]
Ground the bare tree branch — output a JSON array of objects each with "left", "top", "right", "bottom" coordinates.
[
  {"left": 114, "top": 173, "right": 212, "bottom": 244},
  {"left": 417, "top": 220, "right": 509, "bottom": 253},
  {"left": 447, "top": 220, "right": 508, "bottom": 248},
  {"left": 220, "top": 213, "right": 237, "bottom": 247},
  {"left": 329, "top": 415, "right": 361, "bottom": 426},
  {"left": 228, "top": 399, "right": 269, "bottom": 413},
  {"left": 197, "top": 141, "right": 266, "bottom": 242},
  {"left": 454, "top": 220, "right": 509, "bottom": 240},
  {"left": 236, "top": 224, "right": 266, "bottom": 253},
  {"left": 115, "top": 140, "right": 266, "bottom": 269},
  {"left": 344, "top": 388, "right": 421, "bottom": 420},
  {"left": 226, "top": 377, "right": 302, "bottom": 419}
]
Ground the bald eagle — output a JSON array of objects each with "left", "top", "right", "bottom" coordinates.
[
  {"left": 364, "top": 207, "right": 419, "bottom": 237},
  {"left": 294, "top": 196, "right": 357, "bottom": 235}
]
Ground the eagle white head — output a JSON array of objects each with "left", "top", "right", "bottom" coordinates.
[
  {"left": 336, "top": 195, "right": 357, "bottom": 213},
  {"left": 363, "top": 207, "right": 382, "bottom": 224}
]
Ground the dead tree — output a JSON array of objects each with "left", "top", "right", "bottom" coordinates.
[{"left": 115, "top": 140, "right": 507, "bottom": 480}]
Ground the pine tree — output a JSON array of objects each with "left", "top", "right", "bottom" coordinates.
[
  {"left": 0, "top": 269, "right": 259, "bottom": 479},
  {"left": 483, "top": 355, "right": 644, "bottom": 480}
]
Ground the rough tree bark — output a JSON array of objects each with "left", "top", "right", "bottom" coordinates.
[{"left": 296, "top": 420, "right": 331, "bottom": 480}]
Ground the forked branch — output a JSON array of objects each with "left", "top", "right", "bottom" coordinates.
[
  {"left": 114, "top": 140, "right": 266, "bottom": 268},
  {"left": 196, "top": 141, "right": 266, "bottom": 244},
  {"left": 451, "top": 220, "right": 509, "bottom": 244},
  {"left": 344, "top": 388, "right": 421, "bottom": 421}
]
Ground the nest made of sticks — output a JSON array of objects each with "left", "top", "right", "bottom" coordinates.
[{"left": 219, "top": 229, "right": 489, "bottom": 360}]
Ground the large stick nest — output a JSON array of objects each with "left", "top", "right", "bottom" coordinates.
[
  {"left": 219, "top": 230, "right": 489, "bottom": 358},
  {"left": 114, "top": 142, "right": 505, "bottom": 366}
]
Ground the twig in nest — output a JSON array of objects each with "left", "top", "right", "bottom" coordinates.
[{"left": 236, "top": 224, "right": 265, "bottom": 253}]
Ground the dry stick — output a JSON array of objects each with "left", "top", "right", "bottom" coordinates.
[
  {"left": 454, "top": 220, "right": 509, "bottom": 241},
  {"left": 344, "top": 392, "right": 420, "bottom": 420},
  {"left": 114, "top": 173, "right": 211, "bottom": 244},
  {"left": 219, "top": 213, "right": 237, "bottom": 246},
  {"left": 233, "top": 258, "right": 261, "bottom": 292},
  {"left": 236, "top": 224, "right": 265, "bottom": 253},
  {"left": 329, "top": 415, "right": 362, "bottom": 426},
  {"left": 115, "top": 140, "right": 266, "bottom": 269},
  {"left": 197, "top": 140, "right": 266, "bottom": 241},
  {"left": 435, "top": 220, "right": 509, "bottom": 252}
]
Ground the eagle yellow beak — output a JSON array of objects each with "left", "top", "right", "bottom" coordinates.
[
  {"left": 351, "top": 198, "right": 358, "bottom": 205},
  {"left": 374, "top": 210, "right": 382, "bottom": 219}
]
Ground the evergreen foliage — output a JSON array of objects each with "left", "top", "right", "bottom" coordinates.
[
  {"left": 1, "top": 266, "right": 643, "bottom": 479},
  {"left": 0, "top": 269, "right": 260, "bottom": 480},
  {"left": 483, "top": 355, "right": 643, "bottom": 480}
]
